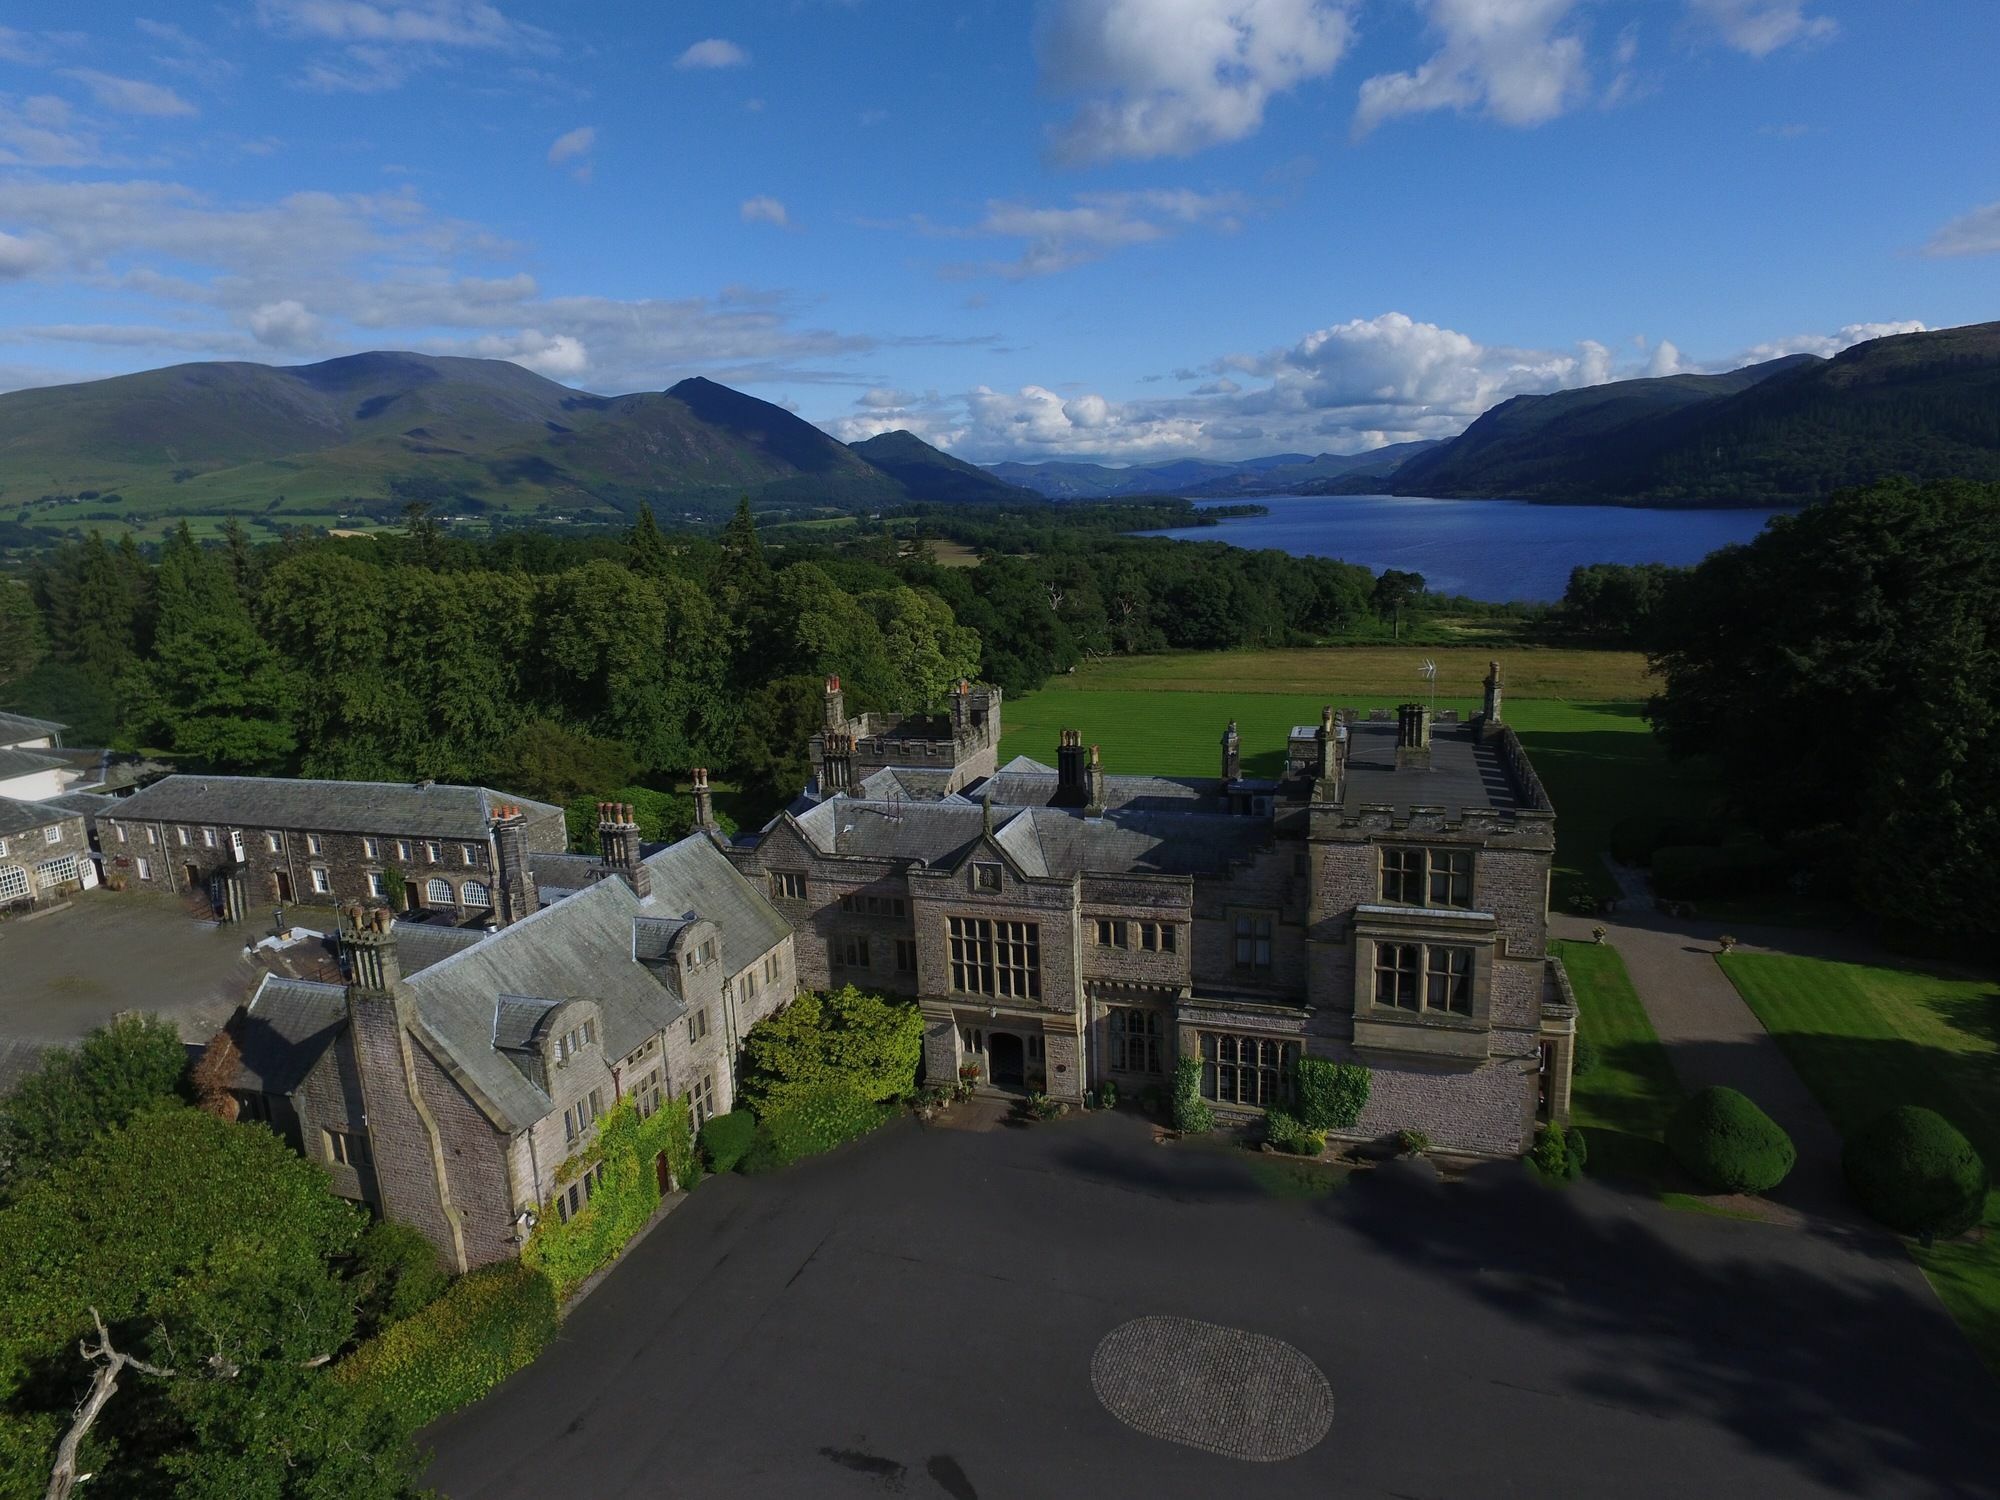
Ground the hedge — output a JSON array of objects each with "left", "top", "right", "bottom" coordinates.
[
  {"left": 741, "top": 1082, "right": 892, "bottom": 1175},
  {"left": 1651, "top": 842, "right": 1787, "bottom": 900},
  {"left": 1666, "top": 1086, "right": 1795, "bottom": 1194},
  {"left": 523, "top": 1096, "right": 699, "bottom": 1300},
  {"left": 1170, "top": 1056, "right": 1212, "bottom": 1134},
  {"left": 699, "top": 1109, "right": 758, "bottom": 1173},
  {"left": 1263, "top": 1111, "right": 1325, "bottom": 1157},
  {"left": 1843, "top": 1106, "right": 1989, "bottom": 1238},
  {"left": 334, "top": 1261, "right": 558, "bottom": 1433},
  {"left": 1293, "top": 1058, "right": 1370, "bottom": 1131}
]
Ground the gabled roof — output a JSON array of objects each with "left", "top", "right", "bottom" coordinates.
[
  {"left": 236, "top": 976, "right": 347, "bottom": 1094},
  {"left": 0, "top": 747, "right": 68, "bottom": 781},
  {"left": 39, "top": 790, "right": 117, "bottom": 821},
  {"left": 0, "top": 797, "right": 81, "bottom": 840},
  {"left": 492, "top": 994, "right": 564, "bottom": 1053},
  {"left": 0, "top": 710, "right": 65, "bottom": 747},
  {"left": 112, "top": 774, "right": 561, "bottom": 839}
]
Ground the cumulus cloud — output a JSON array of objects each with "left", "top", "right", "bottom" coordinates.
[
  {"left": 546, "top": 125, "right": 594, "bottom": 165},
  {"left": 1689, "top": 0, "right": 1838, "bottom": 57},
  {"left": 60, "top": 69, "right": 198, "bottom": 118},
  {"left": 676, "top": 38, "right": 750, "bottom": 70},
  {"left": 1355, "top": 0, "right": 1591, "bottom": 136},
  {"left": 0, "top": 174, "right": 901, "bottom": 394},
  {"left": 1923, "top": 201, "right": 2000, "bottom": 259},
  {"left": 740, "top": 195, "right": 789, "bottom": 228},
  {"left": 1736, "top": 321, "right": 1926, "bottom": 362},
  {"left": 921, "top": 188, "right": 1250, "bottom": 278},
  {"left": 1039, "top": 0, "right": 1352, "bottom": 163}
]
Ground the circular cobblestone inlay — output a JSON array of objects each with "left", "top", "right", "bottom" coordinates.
[{"left": 1090, "top": 1316, "right": 1333, "bottom": 1462}]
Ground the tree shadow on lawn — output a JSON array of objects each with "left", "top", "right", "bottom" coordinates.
[{"left": 1323, "top": 1158, "right": 1998, "bottom": 1500}]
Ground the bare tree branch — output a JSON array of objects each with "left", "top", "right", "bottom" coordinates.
[{"left": 45, "top": 1310, "right": 174, "bottom": 1500}]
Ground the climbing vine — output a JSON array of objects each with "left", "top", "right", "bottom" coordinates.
[{"left": 522, "top": 1096, "right": 699, "bottom": 1300}]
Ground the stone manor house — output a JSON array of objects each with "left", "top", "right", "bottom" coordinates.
[{"left": 223, "top": 668, "right": 1571, "bottom": 1271}]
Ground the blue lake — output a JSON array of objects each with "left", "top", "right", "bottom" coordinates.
[{"left": 1149, "top": 493, "right": 1794, "bottom": 603}]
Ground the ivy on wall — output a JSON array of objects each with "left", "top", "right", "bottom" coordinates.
[{"left": 522, "top": 1096, "right": 700, "bottom": 1300}]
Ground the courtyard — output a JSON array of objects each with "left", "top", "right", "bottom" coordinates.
[
  {"left": 423, "top": 1112, "right": 1997, "bottom": 1500},
  {"left": 0, "top": 888, "right": 281, "bottom": 1081}
]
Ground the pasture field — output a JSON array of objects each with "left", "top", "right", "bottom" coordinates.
[
  {"left": 999, "top": 648, "right": 1674, "bottom": 905},
  {"left": 1719, "top": 954, "right": 2000, "bottom": 1374}
]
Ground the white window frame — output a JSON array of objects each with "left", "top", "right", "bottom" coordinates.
[
  {"left": 367, "top": 871, "right": 385, "bottom": 898},
  {"left": 309, "top": 867, "right": 331, "bottom": 895},
  {"left": 42, "top": 825, "right": 61, "bottom": 845},
  {"left": 0, "top": 866, "right": 28, "bottom": 903},
  {"left": 362, "top": 837, "right": 380, "bottom": 859},
  {"left": 425, "top": 876, "right": 455, "bottom": 906},
  {"left": 306, "top": 833, "right": 323, "bottom": 855},
  {"left": 135, "top": 857, "right": 152, "bottom": 881},
  {"left": 462, "top": 879, "right": 491, "bottom": 907}
]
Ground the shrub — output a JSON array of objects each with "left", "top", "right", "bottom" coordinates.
[
  {"left": 1843, "top": 1106, "right": 1989, "bottom": 1239},
  {"left": 741, "top": 1082, "right": 891, "bottom": 1175},
  {"left": 740, "top": 986, "right": 924, "bottom": 1111},
  {"left": 1651, "top": 842, "right": 1787, "bottom": 900},
  {"left": 1020, "top": 1091, "right": 1064, "bottom": 1121},
  {"left": 351, "top": 1219, "right": 449, "bottom": 1335},
  {"left": 1572, "top": 1036, "right": 1602, "bottom": 1078},
  {"left": 1097, "top": 1080, "right": 1119, "bottom": 1110},
  {"left": 1264, "top": 1111, "right": 1325, "bottom": 1156},
  {"left": 1170, "top": 1057, "right": 1212, "bottom": 1134},
  {"left": 335, "top": 1262, "right": 559, "bottom": 1434},
  {"left": 1667, "top": 1086, "right": 1796, "bottom": 1194},
  {"left": 523, "top": 1097, "right": 698, "bottom": 1299},
  {"left": 1529, "top": 1123, "right": 1586, "bottom": 1183},
  {"left": 699, "top": 1109, "right": 758, "bottom": 1174},
  {"left": 1294, "top": 1057, "right": 1371, "bottom": 1132},
  {"left": 1395, "top": 1128, "right": 1432, "bottom": 1156}
]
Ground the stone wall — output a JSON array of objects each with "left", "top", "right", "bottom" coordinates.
[{"left": 1, "top": 810, "right": 93, "bottom": 910}]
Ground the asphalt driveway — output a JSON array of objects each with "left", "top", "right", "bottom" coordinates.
[{"left": 424, "top": 1113, "right": 1996, "bottom": 1500}]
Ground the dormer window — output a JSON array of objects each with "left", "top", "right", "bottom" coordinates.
[{"left": 554, "top": 1019, "right": 597, "bottom": 1065}]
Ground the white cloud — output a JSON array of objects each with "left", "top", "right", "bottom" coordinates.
[
  {"left": 0, "top": 94, "right": 114, "bottom": 168},
  {"left": 675, "top": 38, "right": 750, "bottom": 70},
  {"left": 1689, "top": 1, "right": 1837, "bottom": 58},
  {"left": 255, "top": 0, "right": 548, "bottom": 50},
  {"left": 1644, "top": 339, "right": 1685, "bottom": 377},
  {"left": 1039, "top": 0, "right": 1352, "bottom": 163},
  {"left": 740, "top": 195, "right": 789, "bottom": 228},
  {"left": 249, "top": 299, "right": 325, "bottom": 351},
  {"left": 1736, "top": 321, "right": 1926, "bottom": 362},
  {"left": 921, "top": 188, "right": 1250, "bottom": 278},
  {"left": 548, "top": 124, "right": 592, "bottom": 180},
  {"left": 60, "top": 69, "right": 198, "bottom": 118},
  {"left": 1355, "top": 0, "right": 1591, "bottom": 136},
  {"left": 1923, "top": 201, "right": 2000, "bottom": 259},
  {"left": 0, "top": 230, "right": 52, "bottom": 278},
  {"left": 456, "top": 329, "right": 589, "bottom": 378}
]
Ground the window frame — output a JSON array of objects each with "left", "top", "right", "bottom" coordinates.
[
  {"left": 1198, "top": 1032, "right": 1297, "bottom": 1109},
  {"left": 947, "top": 915, "right": 1041, "bottom": 1001},
  {"left": 1231, "top": 909, "right": 1274, "bottom": 972},
  {"left": 770, "top": 870, "right": 807, "bottom": 901},
  {"left": 1109, "top": 1006, "right": 1163, "bottom": 1075},
  {"left": 1378, "top": 845, "right": 1475, "bottom": 910}
]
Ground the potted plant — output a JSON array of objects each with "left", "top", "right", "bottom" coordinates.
[
  {"left": 1591, "top": 924, "right": 1607, "bottom": 944},
  {"left": 1718, "top": 934, "right": 1739, "bottom": 954}
]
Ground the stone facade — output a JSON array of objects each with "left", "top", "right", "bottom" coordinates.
[
  {"left": 0, "top": 800, "right": 96, "bottom": 913},
  {"left": 733, "top": 665, "right": 1575, "bottom": 1159}
]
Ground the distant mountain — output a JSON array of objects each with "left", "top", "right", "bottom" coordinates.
[
  {"left": 987, "top": 441, "right": 1438, "bottom": 499},
  {"left": 1384, "top": 323, "right": 2000, "bottom": 504},
  {"left": 0, "top": 354, "right": 1027, "bottom": 542},
  {"left": 848, "top": 430, "right": 1038, "bottom": 503}
]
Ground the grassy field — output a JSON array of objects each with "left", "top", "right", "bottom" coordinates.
[
  {"left": 1553, "top": 939, "right": 1682, "bottom": 1184},
  {"left": 1718, "top": 953, "right": 2000, "bottom": 1374},
  {"left": 1001, "top": 649, "right": 1668, "bottom": 906}
]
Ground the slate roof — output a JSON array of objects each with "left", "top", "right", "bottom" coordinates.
[
  {"left": 111, "top": 775, "right": 561, "bottom": 839},
  {"left": 964, "top": 765, "right": 1221, "bottom": 813},
  {"left": 0, "top": 797, "right": 81, "bottom": 839},
  {"left": 492, "top": 994, "right": 564, "bottom": 1052},
  {"left": 793, "top": 796, "right": 1273, "bottom": 880},
  {"left": 402, "top": 834, "right": 792, "bottom": 1131},
  {"left": 1337, "top": 720, "right": 1522, "bottom": 816},
  {"left": 0, "top": 711, "right": 64, "bottom": 747},
  {"left": 0, "top": 747, "right": 68, "bottom": 781},
  {"left": 853, "top": 766, "right": 959, "bottom": 801},
  {"left": 40, "top": 790, "right": 116, "bottom": 823},
  {"left": 391, "top": 919, "right": 490, "bottom": 976},
  {"left": 527, "top": 850, "right": 602, "bottom": 902},
  {"left": 235, "top": 975, "right": 347, "bottom": 1094}
]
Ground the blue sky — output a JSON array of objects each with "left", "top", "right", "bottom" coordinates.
[{"left": 0, "top": 1, "right": 1994, "bottom": 462}]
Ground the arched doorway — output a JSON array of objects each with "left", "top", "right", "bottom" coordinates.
[{"left": 988, "top": 1031, "right": 1025, "bottom": 1088}]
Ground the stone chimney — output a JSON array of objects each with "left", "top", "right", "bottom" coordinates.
[
  {"left": 1396, "top": 703, "right": 1433, "bottom": 771},
  {"left": 1482, "top": 659, "right": 1504, "bottom": 726},
  {"left": 1222, "top": 720, "right": 1241, "bottom": 782},
  {"left": 1315, "top": 706, "right": 1340, "bottom": 782},
  {"left": 691, "top": 767, "right": 718, "bottom": 834},
  {"left": 820, "top": 732, "right": 854, "bottom": 796},
  {"left": 1085, "top": 743, "right": 1106, "bottom": 818},
  {"left": 489, "top": 804, "right": 539, "bottom": 926},
  {"left": 950, "top": 677, "right": 973, "bottom": 735},
  {"left": 342, "top": 902, "right": 403, "bottom": 996},
  {"left": 823, "top": 673, "right": 846, "bottom": 733},
  {"left": 1055, "top": 729, "right": 1086, "bottom": 806},
  {"left": 597, "top": 801, "right": 651, "bottom": 899}
]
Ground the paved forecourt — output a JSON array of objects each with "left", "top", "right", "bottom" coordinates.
[{"left": 423, "top": 1113, "right": 1996, "bottom": 1500}]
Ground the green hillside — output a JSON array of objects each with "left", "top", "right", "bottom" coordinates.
[
  {"left": 1386, "top": 323, "right": 2000, "bottom": 504},
  {"left": 850, "top": 429, "right": 1038, "bottom": 503},
  {"left": 0, "top": 354, "right": 984, "bottom": 545}
]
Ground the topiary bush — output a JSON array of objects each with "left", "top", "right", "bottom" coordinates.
[
  {"left": 1263, "top": 1111, "right": 1325, "bottom": 1157},
  {"left": 1529, "top": 1122, "right": 1587, "bottom": 1183},
  {"left": 335, "top": 1261, "right": 559, "bottom": 1434},
  {"left": 741, "top": 1082, "right": 892, "bottom": 1175},
  {"left": 1170, "top": 1057, "right": 1212, "bottom": 1134},
  {"left": 699, "top": 1109, "right": 758, "bottom": 1174},
  {"left": 1293, "top": 1057, "right": 1371, "bottom": 1131},
  {"left": 1842, "top": 1105, "right": 1989, "bottom": 1239},
  {"left": 1666, "top": 1085, "right": 1796, "bottom": 1194}
]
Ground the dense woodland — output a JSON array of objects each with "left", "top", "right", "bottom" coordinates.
[{"left": 0, "top": 500, "right": 1411, "bottom": 818}]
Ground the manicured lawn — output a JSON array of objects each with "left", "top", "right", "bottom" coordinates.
[
  {"left": 1552, "top": 939, "right": 1681, "bottom": 1184},
  {"left": 1002, "top": 654, "right": 1675, "bottom": 905},
  {"left": 1719, "top": 953, "right": 2000, "bottom": 1374}
]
